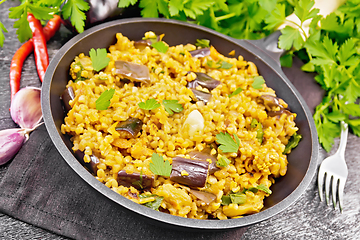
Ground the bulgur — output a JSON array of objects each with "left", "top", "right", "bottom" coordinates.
[{"left": 61, "top": 31, "right": 300, "bottom": 220}]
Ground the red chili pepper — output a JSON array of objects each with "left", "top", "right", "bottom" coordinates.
[
  {"left": 27, "top": 13, "right": 49, "bottom": 83},
  {"left": 10, "top": 15, "right": 61, "bottom": 100}
]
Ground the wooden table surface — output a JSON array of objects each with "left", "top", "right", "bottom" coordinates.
[{"left": 1, "top": 1, "right": 359, "bottom": 239}]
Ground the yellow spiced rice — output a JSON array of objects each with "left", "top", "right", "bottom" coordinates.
[{"left": 61, "top": 31, "right": 299, "bottom": 220}]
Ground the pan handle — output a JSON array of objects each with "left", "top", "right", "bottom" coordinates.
[{"left": 244, "top": 31, "right": 284, "bottom": 67}]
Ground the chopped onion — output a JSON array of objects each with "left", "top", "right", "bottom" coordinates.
[
  {"left": 189, "top": 189, "right": 216, "bottom": 205},
  {"left": 10, "top": 87, "right": 42, "bottom": 130},
  {"left": 0, "top": 128, "right": 27, "bottom": 165}
]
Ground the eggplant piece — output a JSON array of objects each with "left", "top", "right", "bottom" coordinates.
[
  {"left": 189, "top": 189, "right": 216, "bottom": 205},
  {"left": 187, "top": 72, "right": 221, "bottom": 91},
  {"left": 134, "top": 36, "right": 161, "bottom": 50},
  {"left": 190, "top": 89, "right": 211, "bottom": 104},
  {"left": 61, "top": 86, "right": 75, "bottom": 112},
  {"left": 189, "top": 48, "right": 210, "bottom": 58},
  {"left": 117, "top": 170, "right": 154, "bottom": 189},
  {"left": 268, "top": 109, "right": 292, "bottom": 117},
  {"left": 74, "top": 150, "right": 100, "bottom": 174},
  {"left": 115, "top": 118, "right": 143, "bottom": 138},
  {"left": 188, "top": 151, "right": 220, "bottom": 174},
  {"left": 258, "top": 95, "right": 281, "bottom": 111},
  {"left": 170, "top": 156, "right": 209, "bottom": 188},
  {"left": 259, "top": 95, "right": 292, "bottom": 117},
  {"left": 115, "top": 60, "right": 151, "bottom": 83}
]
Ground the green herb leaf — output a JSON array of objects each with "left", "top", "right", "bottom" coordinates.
[
  {"left": 74, "top": 63, "right": 85, "bottom": 82},
  {"left": 229, "top": 192, "right": 247, "bottom": 204},
  {"left": 264, "top": 3, "right": 286, "bottom": 30},
  {"left": 138, "top": 99, "right": 161, "bottom": 110},
  {"left": 0, "top": 22, "right": 8, "bottom": 47},
  {"left": 95, "top": 88, "right": 115, "bottom": 110},
  {"left": 62, "top": 0, "right": 90, "bottom": 33},
  {"left": 118, "top": 0, "right": 138, "bottom": 8},
  {"left": 216, "top": 154, "right": 231, "bottom": 168},
  {"left": 294, "top": 0, "right": 319, "bottom": 23},
  {"left": 162, "top": 99, "right": 183, "bottom": 115},
  {"left": 195, "top": 39, "right": 210, "bottom": 48},
  {"left": 139, "top": 194, "right": 164, "bottom": 210},
  {"left": 228, "top": 87, "right": 243, "bottom": 98},
  {"left": 255, "top": 184, "right": 272, "bottom": 194},
  {"left": 151, "top": 41, "right": 169, "bottom": 53},
  {"left": 221, "top": 195, "right": 231, "bottom": 205},
  {"left": 279, "top": 25, "right": 304, "bottom": 51},
  {"left": 149, "top": 153, "right": 172, "bottom": 177},
  {"left": 216, "top": 132, "right": 240, "bottom": 153},
  {"left": 219, "top": 60, "right": 233, "bottom": 69},
  {"left": 12, "top": 12, "right": 32, "bottom": 43},
  {"left": 283, "top": 132, "right": 302, "bottom": 154},
  {"left": 89, "top": 48, "right": 110, "bottom": 72},
  {"left": 252, "top": 76, "right": 265, "bottom": 89},
  {"left": 250, "top": 119, "right": 264, "bottom": 144}
]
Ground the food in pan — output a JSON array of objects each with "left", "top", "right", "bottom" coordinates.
[{"left": 61, "top": 31, "right": 301, "bottom": 220}]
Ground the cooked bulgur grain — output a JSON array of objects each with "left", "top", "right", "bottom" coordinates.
[{"left": 61, "top": 31, "right": 299, "bottom": 219}]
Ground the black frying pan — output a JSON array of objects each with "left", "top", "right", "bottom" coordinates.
[{"left": 41, "top": 18, "right": 319, "bottom": 230}]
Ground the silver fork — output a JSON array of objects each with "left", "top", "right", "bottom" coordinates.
[{"left": 317, "top": 121, "right": 348, "bottom": 212}]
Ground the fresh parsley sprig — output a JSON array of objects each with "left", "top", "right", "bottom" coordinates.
[
  {"left": 216, "top": 132, "right": 240, "bottom": 153},
  {"left": 138, "top": 99, "right": 161, "bottom": 110},
  {"left": 149, "top": 153, "right": 172, "bottom": 177},
  {"left": 89, "top": 48, "right": 110, "bottom": 72},
  {"left": 95, "top": 88, "right": 115, "bottom": 110},
  {"left": 162, "top": 99, "right": 183, "bottom": 115},
  {"left": 2, "top": 0, "right": 90, "bottom": 44}
]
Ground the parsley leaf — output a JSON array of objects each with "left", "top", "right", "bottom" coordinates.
[
  {"left": 252, "top": 76, "right": 265, "bottom": 89},
  {"left": 294, "top": 0, "right": 319, "bottom": 23},
  {"left": 9, "top": 3, "right": 32, "bottom": 43},
  {"left": 228, "top": 87, "right": 243, "bottom": 98},
  {"left": 221, "top": 192, "right": 246, "bottom": 205},
  {"left": 250, "top": 119, "right": 264, "bottom": 144},
  {"left": 139, "top": 194, "right": 164, "bottom": 210},
  {"left": 162, "top": 99, "right": 183, "bottom": 115},
  {"left": 255, "top": 184, "right": 272, "bottom": 194},
  {"left": 89, "top": 48, "right": 110, "bottom": 72},
  {"left": 206, "top": 60, "right": 233, "bottom": 69},
  {"left": 216, "top": 132, "right": 240, "bottom": 153},
  {"left": 216, "top": 154, "right": 231, "bottom": 167},
  {"left": 62, "top": 0, "right": 90, "bottom": 33},
  {"left": 118, "top": 0, "right": 138, "bottom": 8},
  {"left": 230, "top": 192, "right": 246, "bottom": 204},
  {"left": 264, "top": 3, "right": 286, "bottom": 30},
  {"left": 138, "top": 99, "right": 161, "bottom": 110},
  {"left": 149, "top": 153, "right": 172, "bottom": 177},
  {"left": 151, "top": 41, "right": 169, "bottom": 53},
  {"left": 279, "top": 26, "right": 304, "bottom": 51},
  {"left": 95, "top": 88, "right": 115, "bottom": 110},
  {"left": 195, "top": 39, "right": 210, "bottom": 48},
  {"left": 283, "top": 132, "right": 302, "bottom": 154},
  {"left": 219, "top": 60, "right": 233, "bottom": 69},
  {"left": 0, "top": 22, "right": 8, "bottom": 47}
]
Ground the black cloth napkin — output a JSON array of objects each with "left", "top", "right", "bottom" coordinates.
[{"left": 0, "top": 58, "right": 322, "bottom": 240}]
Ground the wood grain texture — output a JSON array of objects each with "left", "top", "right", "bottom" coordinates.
[{"left": 0, "top": 1, "right": 359, "bottom": 239}]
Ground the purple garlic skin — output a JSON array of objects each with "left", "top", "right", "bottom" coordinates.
[
  {"left": 0, "top": 128, "right": 26, "bottom": 165},
  {"left": 10, "top": 87, "right": 42, "bottom": 129}
]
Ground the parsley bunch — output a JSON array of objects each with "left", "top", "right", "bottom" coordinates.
[
  {"left": 0, "top": 0, "right": 90, "bottom": 46},
  {"left": 265, "top": 0, "right": 360, "bottom": 151}
]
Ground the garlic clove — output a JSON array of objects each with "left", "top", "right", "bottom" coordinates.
[
  {"left": 10, "top": 87, "right": 42, "bottom": 130},
  {"left": 0, "top": 128, "right": 26, "bottom": 165},
  {"left": 182, "top": 110, "right": 205, "bottom": 137}
]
